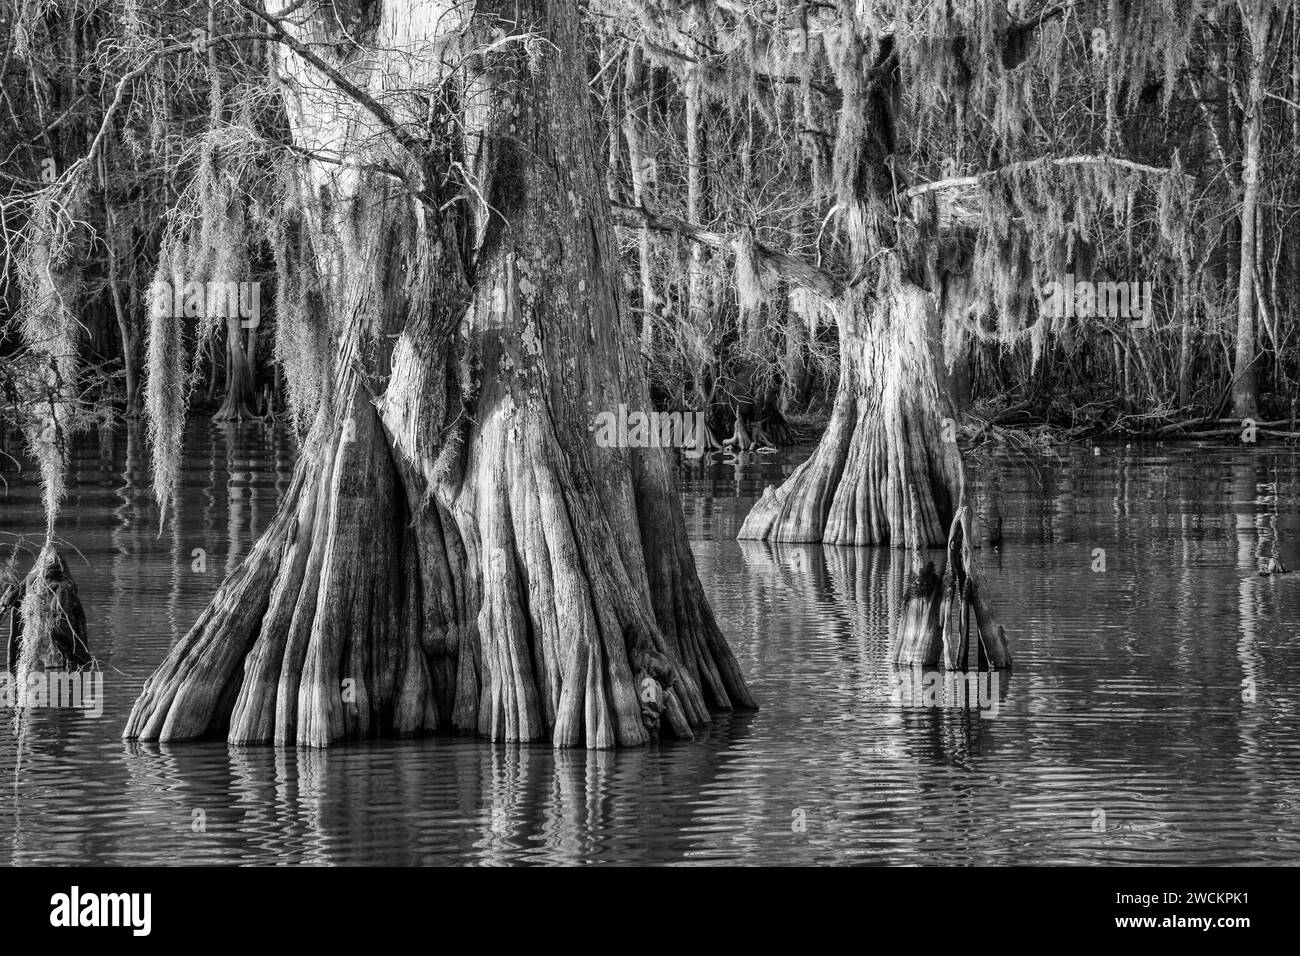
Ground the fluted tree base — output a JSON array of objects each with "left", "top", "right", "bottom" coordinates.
[
  {"left": 740, "top": 283, "right": 1010, "bottom": 670},
  {"left": 125, "top": 401, "right": 753, "bottom": 748},
  {"left": 740, "top": 285, "right": 959, "bottom": 548},
  {"left": 125, "top": 0, "right": 755, "bottom": 750}
]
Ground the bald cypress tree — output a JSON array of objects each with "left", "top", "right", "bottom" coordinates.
[
  {"left": 117, "top": 0, "right": 753, "bottom": 747},
  {"left": 600, "top": 1, "right": 1213, "bottom": 667}
]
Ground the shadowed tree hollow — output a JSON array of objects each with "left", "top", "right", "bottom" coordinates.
[{"left": 123, "top": 0, "right": 753, "bottom": 748}]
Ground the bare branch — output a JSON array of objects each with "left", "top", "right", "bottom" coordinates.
[
  {"left": 903, "top": 154, "right": 1172, "bottom": 202},
  {"left": 612, "top": 202, "right": 840, "bottom": 299}
]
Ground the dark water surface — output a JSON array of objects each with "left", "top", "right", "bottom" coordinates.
[{"left": 2, "top": 426, "right": 1299, "bottom": 865}]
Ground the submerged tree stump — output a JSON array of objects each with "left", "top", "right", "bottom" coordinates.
[
  {"left": 893, "top": 561, "right": 944, "bottom": 666},
  {"left": 3, "top": 548, "right": 92, "bottom": 673},
  {"left": 888, "top": 511, "right": 1011, "bottom": 671}
]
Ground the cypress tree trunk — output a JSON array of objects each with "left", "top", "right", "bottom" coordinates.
[
  {"left": 737, "top": 20, "right": 1009, "bottom": 670},
  {"left": 736, "top": 282, "right": 1009, "bottom": 669},
  {"left": 780, "top": 311, "right": 813, "bottom": 416},
  {"left": 685, "top": 28, "right": 712, "bottom": 376},
  {"left": 213, "top": 320, "right": 258, "bottom": 421},
  {"left": 622, "top": 44, "right": 659, "bottom": 353},
  {"left": 739, "top": 284, "right": 959, "bottom": 549},
  {"left": 1232, "top": 4, "right": 1272, "bottom": 419},
  {"left": 125, "top": 0, "right": 753, "bottom": 749},
  {"left": 104, "top": 200, "right": 143, "bottom": 420}
]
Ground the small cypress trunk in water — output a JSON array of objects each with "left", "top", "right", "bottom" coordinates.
[{"left": 4, "top": 548, "right": 93, "bottom": 674}]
